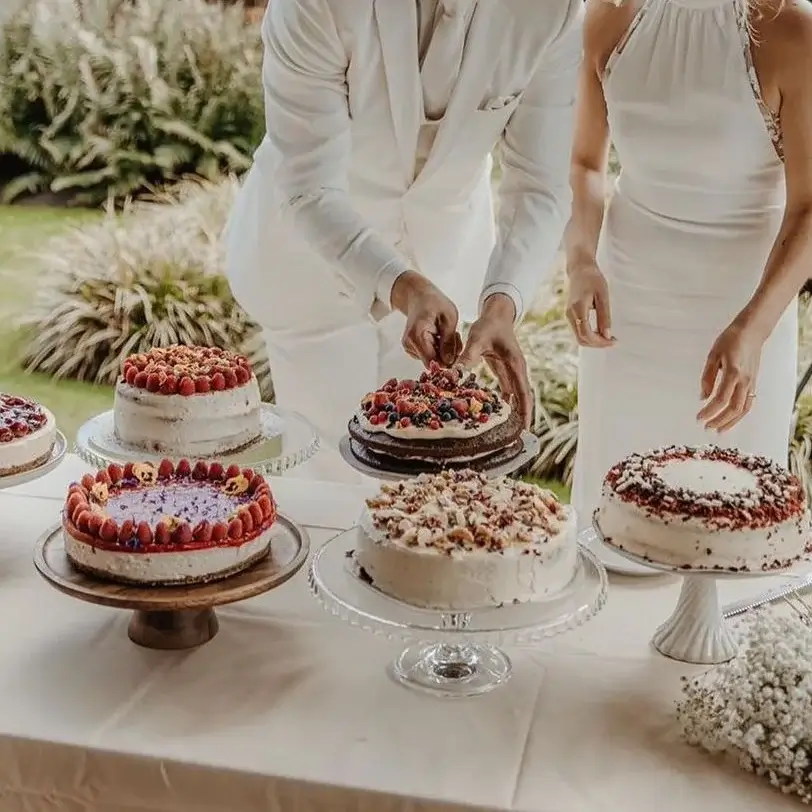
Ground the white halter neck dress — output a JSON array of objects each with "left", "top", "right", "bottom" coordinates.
[{"left": 573, "top": 0, "right": 798, "bottom": 571}]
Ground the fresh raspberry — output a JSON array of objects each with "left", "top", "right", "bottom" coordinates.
[
  {"left": 173, "top": 523, "right": 193, "bottom": 546},
  {"left": 80, "top": 474, "right": 95, "bottom": 490},
  {"left": 124, "top": 365, "right": 138, "bottom": 385},
  {"left": 451, "top": 399, "right": 469, "bottom": 415},
  {"left": 223, "top": 369, "right": 238, "bottom": 388},
  {"left": 210, "top": 372, "right": 226, "bottom": 391},
  {"left": 136, "top": 521, "right": 153, "bottom": 545},
  {"left": 178, "top": 376, "right": 196, "bottom": 396},
  {"left": 133, "top": 371, "right": 148, "bottom": 388},
  {"left": 227, "top": 518, "right": 243, "bottom": 539},
  {"left": 145, "top": 373, "right": 161, "bottom": 392},
  {"left": 107, "top": 464, "right": 123, "bottom": 483},
  {"left": 208, "top": 462, "right": 224, "bottom": 480},
  {"left": 193, "top": 461, "right": 209, "bottom": 480},
  {"left": 99, "top": 518, "right": 119, "bottom": 542},
  {"left": 118, "top": 519, "right": 135, "bottom": 542},
  {"left": 429, "top": 419, "right": 441, "bottom": 430},
  {"left": 95, "top": 469, "right": 111, "bottom": 484},
  {"left": 234, "top": 365, "right": 251, "bottom": 385},
  {"left": 211, "top": 521, "right": 228, "bottom": 542},
  {"left": 87, "top": 512, "right": 104, "bottom": 535},
  {"left": 478, "top": 413, "right": 489, "bottom": 423},
  {"left": 155, "top": 522, "right": 171, "bottom": 546},
  {"left": 193, "top": 521, "right": 213, "bottom": 543},
  {"left": 399, "top": 417, "right": 411, "bottom": 428},
  {"left": 372, "top": 392, "right": 390, "bottom": 407},
  {"left": 225, "top": 463, "right": 241, "bottom": 479},
  {"left": 157, "top": 459, "right": 174, "bottom": 479},
  {"left": 176, "top": 459, "right": 192, "bottom": 477},
  {"left": 195, "top": 376, "right": 211, "bottom": 393}
]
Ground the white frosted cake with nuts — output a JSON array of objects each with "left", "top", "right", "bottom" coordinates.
[
  {"left": 596, "top": 445, "right": 810, "bottom": 572},
  {"left": 356, "top": 469, "right": 578, "bottom": 610}
]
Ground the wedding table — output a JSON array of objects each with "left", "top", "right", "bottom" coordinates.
[{"left": 0, "top": 454, "right": 802, "bottom": 812}]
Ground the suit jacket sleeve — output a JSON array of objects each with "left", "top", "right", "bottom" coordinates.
[
  {"left": 478, "top": 0, "right": 584, "bottom": 322},
  {"left": 262, "top": 0, "right": 410, "bottom": 313}
]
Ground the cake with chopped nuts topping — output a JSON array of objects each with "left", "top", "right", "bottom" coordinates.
[
  {"left": 355, "top": 469, "right": 577, "bottom": 609},
  {"left": 62, "top": 459, "right": 276, "bottom": 585},
  {"left": 596, "top": 445, "right": 810, "bottom": 572},
  {"left": 0, "top": 393, "right": 57, "bottom": 477},
  {"left": 113, "top": 345, "right": 262, "bottom": 457},
  {"left": 347, "top": 362, "right": 524, "bottom": 473}
]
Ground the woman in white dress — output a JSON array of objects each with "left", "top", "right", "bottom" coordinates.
[{"left": 566, "top": 0, "right": 812, "bottom": 544}]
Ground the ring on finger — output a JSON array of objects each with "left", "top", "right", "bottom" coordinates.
[
  {"left": 746, "top": 392, "right": 756, "bottom": 400},
  {"left": 574, "top": 317, "right": 583, "bottom": 325}
]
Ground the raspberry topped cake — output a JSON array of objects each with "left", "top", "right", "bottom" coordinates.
[
  {"left": 347, "top": 362, "right": 523, "bottom": 473},
  {"left": 596, "top": 445, "right": 810, "bottom": 572},
  {"left": 62, "top": 459, "right": 277, "bottom": 585},
  {"left": 0, "top": 393, "right": 57, "bottom": 477},
  {"left": 114, "top": 345, "right": 262, "bottom": 457},
  {"left": 355, "top": 469, "right": 577, "bottom": 609}
]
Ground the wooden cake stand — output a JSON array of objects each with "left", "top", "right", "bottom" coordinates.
[{"left": 34, "top": 515, "right": 309, "bottom": 650}]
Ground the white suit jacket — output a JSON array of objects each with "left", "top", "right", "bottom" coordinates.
[{"left": 226, "top": 0, "right": 583, "bottom": 332}]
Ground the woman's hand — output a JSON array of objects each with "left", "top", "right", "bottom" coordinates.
[
  {"left": 565, "top": 262, "right": 615, "bottom": 348},
  {"left": 697, "top": 321, "right": 765, "bottom": 432}
]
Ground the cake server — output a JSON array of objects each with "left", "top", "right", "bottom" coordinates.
[{"left": 722, "top": 572, "right": 812, "bottom": 618}]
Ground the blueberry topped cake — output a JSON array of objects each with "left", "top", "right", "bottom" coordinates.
[
  {"left": 347, "top": 362, "right": 524, "bottom": 473},
  {"left": 114, "top": 345, "right": 262, "bottom": 457},
  {"left": 0, "top": 393, "right": 57, "bottom": 477},
  {"left": 62, "top": 459, "right": 277, "bottom": 585},
  {"left": 596, "top": 445, "right": 810, "bottom": 572}
]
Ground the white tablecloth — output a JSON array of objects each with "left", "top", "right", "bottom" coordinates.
[{"left": 0, "top": 455, "right": 801, "bottom": 811}]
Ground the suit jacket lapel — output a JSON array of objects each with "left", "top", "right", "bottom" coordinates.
[
  {"left": 374, "top": 0, "right": 422, "bottom": 184},
  {"left": 416, "top": 2, "right": 503, "bottom": 184}
]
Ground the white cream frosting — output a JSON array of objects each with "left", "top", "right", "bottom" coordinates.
[
  {"left": 64, "top": 525, "right": 272, "bottom": 585},
  {"left": 356, "top": 471, "right": 578, "bottom": 609},
  {"left": 596, "top": 450, "right": 810, "bottom": 572},
  {"left": 356, "top": 403, "right": 510, "bottom": 440},
  {"left": 113, "top": 378, "right": 262, "bottom": 457},
  {"left": 0, "top": 406, "right": 56, "bottom": 475}
]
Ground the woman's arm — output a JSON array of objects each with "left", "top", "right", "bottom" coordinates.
[{"left": 735, "top": 1, "right": 812, "bottom": 340}]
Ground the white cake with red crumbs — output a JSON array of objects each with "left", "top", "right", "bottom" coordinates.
[
  {"left": 356, "top": 469, "right": 577, "bottom": 610},
  {"left": 0, "top": 393, "right": 57, "bottom": 477},
  {"left": 114, "top": 345, "right": 261, "bottom": 457},
  {"left": 596, "top": 445, "right": 810, "bottom": 572}
]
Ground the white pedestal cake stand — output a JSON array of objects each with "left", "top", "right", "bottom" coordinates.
[
  {"left": 590, "top": 519, "right": 807, "bottom": 664},
  {"left": 74, "top": 405, "right": 319, "bottom": 475},
  {"left": 34, "top": 515, "right": 309, "bottom": 650},
  {"left": 338, "top": 430, "right": 540, "bottom": 481},
  {"left": 309, "top": 526, "right": 608, "bottom": 697},
  {"left": 0, "top": 431, "right": 68, "bottom": 490}
]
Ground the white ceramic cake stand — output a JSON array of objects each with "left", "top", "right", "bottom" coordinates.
[
  {"left": 0, "top": 431, "right": 68, "bottom": 490},
  {"left": 338, "top": 430, "right": 540, "bottom": 481},
  {"left": 74, "top": 405, "right": 319, "bottom": 475},
  {"left": 590, "top": 519, "right": 807, "bottom": 664},
  {"left": 309, "top": 526, "right": 608, "bottom": 697}
]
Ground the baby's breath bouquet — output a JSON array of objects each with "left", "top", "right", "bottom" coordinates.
[{"left": 677, "top": 606, "right": 812, "bottom": 803}]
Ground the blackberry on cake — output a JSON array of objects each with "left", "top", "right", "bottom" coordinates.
[
  {"left": 347, "top": 361, "right": 523, "bottom": 473},
  {"left": 355, "top": 469, "right": 577, "bottom": 609},
  {"left": 596, "top": 445, "right": 810, "bottom": 572},
  {"left": 0, "top": 393, "right": 57, "bottom": 477},
  {"left": 62, "top": 459, "right": 277, "bottom": 585},
  {"left": 114, "top": 345, "right": 262, "bottom": 457}
]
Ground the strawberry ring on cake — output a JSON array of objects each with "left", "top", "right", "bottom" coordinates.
[
  {"left": 0, "top": 393, "right": 57, "bottom": 477},
  {"left": 62, "top": 459, "right": 277, "bottom": 585},
  {"left": 347, "top": 362, "right": 524, "bottom": 473},
  {"left": 113, "top": 345, "right": 262, "bottom": 457}
]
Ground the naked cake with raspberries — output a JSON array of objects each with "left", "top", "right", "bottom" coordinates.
[
  {"left": 347, "top": 362, "right": 523, "bottom": 473},
  {"left": 595, "top": 445, "right": 810, "bottom": 572},
  {"left": 114, "top": 345, "right": 262, "bottom": 457},
  {"left": 62, "top": 459, "right": 277, "bottom": 585},
  {"left": 355, "top": 469, "right": 577, "bottom": 610},
  {"left": 0, "top": 393, "right": 57, "bottom": 477}
]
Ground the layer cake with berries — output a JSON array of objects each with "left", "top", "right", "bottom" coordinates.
[
  {"left": 347, "top": 363, "right": 523, "bottom": 473},
  {"left": 114, "top": 345, "right": 261, "bottom": 457},
  {"left": 0, "top": 393, "right": 57, "bottom": 477},
  {"left": 62, "top": 459, "right": 277, "bottom": 585},
  {"left": 356, "top": 470, "right": 577, "bottom": 609},
  {"left": 596, "top": 445, "right": 810, "bottom": 572}
]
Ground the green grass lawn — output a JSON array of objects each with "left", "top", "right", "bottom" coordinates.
[{"left": 0, "top": 205, "right": 113, "bottom": 441}]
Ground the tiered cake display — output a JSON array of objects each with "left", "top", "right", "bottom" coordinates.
[
  {"left": 309, "top": 469, "right": 607, "bottom": 697},
  {"left": 34, "top": 344, "right": 315, "bottom": 650},
  {"left": 593, "top": 445, "right": 811, "bottom": 664},
  {"left": 341, "top": 362, "right": 538, "bottom": 479},
  {"left": 0, "top": 393, "right": 67, "bottom": 488}
]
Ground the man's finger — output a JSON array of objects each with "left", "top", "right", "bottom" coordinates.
[
  {"left": 458, "top": 330, "right": 486, "bottom": 369},
  {"left": 501, "top": 349, "right": 532, "bottom": 429},
  {"left": 403, "top": 322, "right": 437, "bottom": 365}
]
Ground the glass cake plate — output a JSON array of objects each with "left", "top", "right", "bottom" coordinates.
[
  {"left": 74, "top": 405, "right": 319, "bottom": 475},
  {"left": 309, "top": 526, "right": 608, "bottom": 697},
  {"left": 0, "top": 430, "right": 68, "bottom": 490},
  {"left": 338, "top": 430, "right": 540, "bottom": 481}
]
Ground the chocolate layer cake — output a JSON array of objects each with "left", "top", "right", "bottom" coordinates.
[{"left": 347, "top": 362, "right": 524, "bottom": 474}]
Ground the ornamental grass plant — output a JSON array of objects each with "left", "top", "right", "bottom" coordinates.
[{"left": 0, "top": 0, "right": 264, "bottom": 205}]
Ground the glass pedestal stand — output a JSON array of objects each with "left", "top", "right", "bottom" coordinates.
[{"left": 309, "top": 527, "right": 608, "bottom": 697}]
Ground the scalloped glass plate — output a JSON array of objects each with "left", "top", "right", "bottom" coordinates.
[{"left": 0, "top": 430, "right": 68, "bottom": 490}]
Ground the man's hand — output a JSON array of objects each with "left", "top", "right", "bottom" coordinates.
[
  {"left": 458, "top": 294, "right": 533, "bottom": 428},
  {"left": 391, "top": 271, "right": 462, "bottom": 366}
]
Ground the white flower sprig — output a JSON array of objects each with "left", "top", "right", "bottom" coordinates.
[{"left": 677, "top": 603, "right": 812, "bottom": 803}]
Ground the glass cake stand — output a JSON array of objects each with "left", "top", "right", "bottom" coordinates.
[
  {"left": 338, "top": 430, "right": 540, "bottom": 481},
  {"left": 74, "top": 405, "right": 319, "bottom": 475},
  {"left": 0, "top": 431, "right": 68, "bottom": 490},
  {"left": 309, "top": 526, "right": 608, "bottom": 697},
  {"left": 590, "top": 518, "right": 810, "bottom": 665}
]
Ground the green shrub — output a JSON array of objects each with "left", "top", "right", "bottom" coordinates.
[
  {"left": 18, "top": 177, "right": 272, "bottom": 398},
  {"left": 0, "top": 0, "right": 264, "bottom": 205}
]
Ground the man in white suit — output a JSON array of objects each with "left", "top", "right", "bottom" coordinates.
[{"left": 226, "top": 0, "right": 583, "bottom": 481}]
